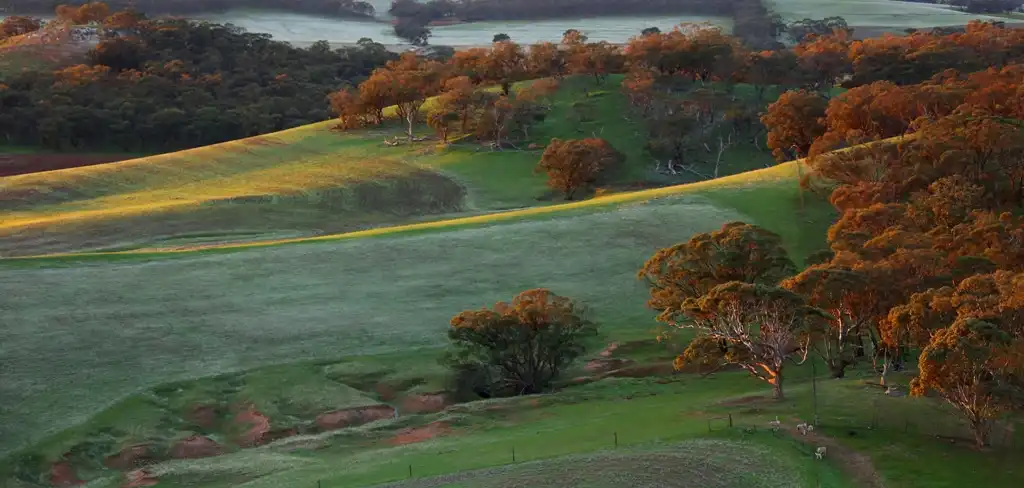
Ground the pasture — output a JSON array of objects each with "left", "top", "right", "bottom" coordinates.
[
  {"left": 767, "top": 0, "right": 1006, "bottom": 27},
  {"left": 0, "top": 160, "right": 827, "bottom": 459}
]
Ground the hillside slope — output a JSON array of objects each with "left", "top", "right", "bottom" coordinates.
[
  {"left": 0, "top": 76, "right": 775, "bottom": 256},
  {"left": 0, "top": 158, "right": 833, "bottom": 458}
]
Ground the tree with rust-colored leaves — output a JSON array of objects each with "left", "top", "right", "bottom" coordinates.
[
  {"left": 527, "top": 41, "right": 566, "bottom": 78},
  {"left": 329, "top": 88, "right": 373, "bottom": 130},
  {"left": 736, "top": 49, "right": 800, "bottom": 101},
  {"left": 912, "top": 317, "right": 1023, "bottom": 447},
  {"left": 679, "top": 282, "right": 820, "bottom": 399},
  {"left": 433, "top": 76, "right": 480, "bottom": 134},
  {"left": 793, "top": 31, "right": 851, "bottom": 91},
  {"left": 761, "top": 89, "right": 827, "bottom": 162},
  {"left": 782, "top": 266, "right": 872, "bottom": 378},
  {"left": 639, "top": 222, "right": 797, "bottom": 317},
  {"left": 0, "top": 16, "right": 42, "bottom": 39},
  {"left": 445, "top": 289, "right": 597, "bottom": 396},
  {"left": 361, "top": 53, "right": 443, "bottom": 140},
  {"left": 535, "top": 138, "right": 624, "bottom": 200}
]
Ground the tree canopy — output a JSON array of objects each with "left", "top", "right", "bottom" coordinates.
[{"left": 445, "top": 289, "right": 597, "bottom": 396}]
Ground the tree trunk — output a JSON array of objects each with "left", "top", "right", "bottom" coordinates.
[
  {"left": 879, "top": 357, "right": 890, "bottom": 387},
  {"left": 501, "top": 81, "right": 511, "bottom": 96},
  {"left": 828, "top": 360, "right": 846, "bottom": 379},
  {"left": 971, "top": 419, "right": 991, "bottom": 448},
  {"left": 406, "top": 114, "right": 415, "bottom": 141},
  {"left": 770, "top": 375, "right": 784, "bottom": 400}
]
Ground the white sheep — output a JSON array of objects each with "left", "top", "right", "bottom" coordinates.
[
  {"left": 769, "top": 416, "right": 782, "bottom": 431},
  {"left": 796, "top": 422, "right": 808, "bottom": 435},
  {"left": 815, "top": 446, "right": 827, "bottom": 460},
  {"left": 807, "top": 424, "right": 815, "bottom": 433}
]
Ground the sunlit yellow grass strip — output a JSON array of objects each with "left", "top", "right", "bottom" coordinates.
[
  {"left": 8, "top": 161, "right": 804, "bottom": 260},
  {"left": 0, "top": 157, "right": 418, "bottom": 229}
]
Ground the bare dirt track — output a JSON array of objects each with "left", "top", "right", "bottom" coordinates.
[{"left": 0, "top": 153, "right": 128, "bottom": 177}]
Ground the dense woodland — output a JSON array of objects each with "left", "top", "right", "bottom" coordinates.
[
  {"left": 0, "top": 5, "right": 395, "bottom": 150},
  {"left": 324, "top": 21, "right": 1024, "bottom": 447},
  {"left": 2, "top": 0, "right": 377, "bottom": 18}
]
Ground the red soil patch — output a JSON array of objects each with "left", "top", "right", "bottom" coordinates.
[
  {"left": 104, "top": 444, "right": 153, "bottom": 470},
  {"left": 315, "top": 404, "right": 396, "bottom": 431},
  {"left": 234, "top": 407, "right": 272, "bottom": 447},
  {"left": 169, "top": 435, "right": 224, "bottom": 459},
  {"left": 585, "top": 357, "right": 634, "bottom": 373},
  {"left": 122, "top": 469, "right": 158, "bottom": 488},
  {"left": 187, "top": 405, "right": 219, "bottom": 429},
  {"left": 0, "top": 153, "right": 127, "bottom": 177},
  {"left": 598, "top": 342, "right": 619, "bottom": 357},
  {"left": 390, "top": 422, "right": 451, "bottom": 445},
  {"left": 48, "top": 462, "right": 82, "bottom": 487},
  {"left": 400, "top": 393, "right": 452, "bottom": 414}
]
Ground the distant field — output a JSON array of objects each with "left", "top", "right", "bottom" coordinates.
[{"left": 768, "top": 0, "right": 1006, "bottom": 27}]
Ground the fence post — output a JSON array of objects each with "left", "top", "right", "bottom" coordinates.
[
  {"left": 614, "top": 432, "right": 618, "bottom": 448},
  {"left": 318, "top": 481, "right": 321, "bottom": 488},
  {"left": 707, "top": 419, "right": 712, "bottom": 432},
  {"left": 728, "top": 413, "right": 733, "bottom": 428},
  {"left": 408, "top": 464, "right": 412, "bottom": 478},
  {"left": 512, "top": 446, "right": 516, "bottom": 463},
  {"left": 904, "top": 419, "right": 909, "bottom": 433}
]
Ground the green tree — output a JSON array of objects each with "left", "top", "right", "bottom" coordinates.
[{"left": 445, "top": 289, "right": 597, "bottom": 395}]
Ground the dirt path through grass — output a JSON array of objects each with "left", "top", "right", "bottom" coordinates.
[{"left": 783, "top": 425, "right": 886, "bottom": 488}]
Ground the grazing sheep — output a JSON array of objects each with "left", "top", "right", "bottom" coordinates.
[
  {"left": 797, "top": 422, "right": 815, "bottom": 435},
  {"left": 815, "top": 446, "right": 827, "bottom": 460},
  {"left": 769, "top": 416, "right": 782, "bottom": 431}
]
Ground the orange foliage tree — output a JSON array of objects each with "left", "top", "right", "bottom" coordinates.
[
  {"left": 781, "top": 266, "right": 872, "bottom": 378},
  {"left": 912, "top": 317, "right": 1022, "bottom": 447},
  {"left": 638, "top": 222, "right": 797, "bottom": 319},
  {"left": 793, "top": 31, "right": 851, "bottom": 91},
  {"left": 360, "top": 53, "right": 443, "bottom": 140},
  {"left": 679, "top": 282, "right": 819, "bottom": 399},
  {"left": 624, "top": 23, "right": 740, "bottom": 83},
  {"left": 0, "top": 16, "right": 42, "bottom": 39},
  {"left": 535, "top": 138, "right": 624, "bottom": 200},
  {"left": 761, "top": 89, "right": 827, "bottom": 161},
  {"left": 445, "top": 289, "right": 597, "bottom": 395}
]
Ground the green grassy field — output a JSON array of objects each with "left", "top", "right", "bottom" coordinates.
[
  {"left": 767, "top": 0, "right": 1006, "bottom": 27},
  {"left": 0, "top": 162, "right": 824, "bottom": 458}
]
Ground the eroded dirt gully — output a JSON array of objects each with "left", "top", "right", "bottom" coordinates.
[
  {"left": 39, "top": 342, "right": 668, "bottom": 487},
  {"left": 44, "top": 392, "right": 453, "bottom": 488}
]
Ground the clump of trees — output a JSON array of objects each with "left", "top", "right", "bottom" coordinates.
[
  {"left": 750, "top": 34, "right": 1024, "bottom": 445},
  {"left": 444, "top": 289, "right": 597, "bottom": 397},
  {"left": 0, "top": 16, "right": 43, "bottom": 40}
]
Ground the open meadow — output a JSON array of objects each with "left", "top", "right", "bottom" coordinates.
[{"left": 767, "top": 0, "right": 1007, "bottom": 28}]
